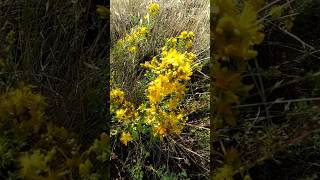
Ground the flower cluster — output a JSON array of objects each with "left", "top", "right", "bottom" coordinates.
[
  {"left": 148, "top": 2, "right": 160, "bottom": 16},
  {"left": 111, "top": 1, "right": 196, "bottom": 145},
  {"left": 110, "top": 88, "right": 138, "bottom": 145},
  {"left": 213, "top": 0, "right": 265, "bottom": 60},
  {"left": 141, "top": 31, "right": 195, "bottom": 137},
  {"left": 111, "top": 31, "right": 196, "bottom": 145},
  {"left": 110, "top": 88, "right": 125, "bottom": 105},
  {"left": 110, "top": 88, "right": 138, "bottom": 123},
  {"left": 116, "top": 26, "right": 148, "bottom": 54},
  {"left": 0, "top": 85, "right": 46, "bottom": 135},
  {"left": 177, "top": 31, "right": 194, "bottom": 49},
  {"left": 120, "top": 131, "right": 133, "bottom": 146},
  {"left": 116, "top": 2, "right": 160, "bottom": 54},
  {"left": 0, "top": 86, "right": 109, "bottom": 179}
]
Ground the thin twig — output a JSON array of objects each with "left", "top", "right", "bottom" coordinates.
[{"left": 237, "top": 97, "right": 320, "bottom": 108}]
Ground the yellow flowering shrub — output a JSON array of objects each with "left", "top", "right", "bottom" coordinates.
[
  {"left": 111, "top": 34, "right": 195, "bottom": 143},
  {"left": 211, "top": 0, "right": 305, "bottom": 179},
  {"left": 111, "top": 30, "right": 195, "bottom": 144},
  {"left": 142, "top": 31, "right": 196, "bottom": 137},
  {"left": 0, "top": 85, "right": 109, "bottom": 179},
  {"left": 0, "top": 85, "right": 46, "bottom": 135},
  {"left": 111, "top": 3, "right": 196, "bottom": 145}
]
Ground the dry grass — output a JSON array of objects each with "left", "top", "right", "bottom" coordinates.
[
  {"left": 111, "top": 0, "right": 209, "bottom": 53},
  {"left": 110, "top": 0, "right": 210, "bottom": 104}
]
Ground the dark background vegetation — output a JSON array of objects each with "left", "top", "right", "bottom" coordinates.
[
  {"left": 249, "top": 1, "right": 320, "bottom": 179},
  {"left": 0, "top": 0, "right": 109, "bottom": 144},
  {"left": 213, "top": 0, "right": 320, "bottom": 179}
]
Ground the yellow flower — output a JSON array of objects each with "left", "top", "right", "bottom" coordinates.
[
  {"left": 18, "top": 150, "right": 47, "bottom": 178},
  {"left": 168, "top": 98, "right": 179, "bottom": 110},
  {"left": 186, "top": 40, "right": 192, "bottom": 49},
  {"left": 123, "top": 103, "right": 138, "bottom": 120},
  {"left": 154, "top": 123, "right": 166, "bottom": 137},
  {"left": 117, "top": 39, "right": 125, "bottom": 46},
  {"left": 120, "top": 132, "right": 133, "bottom": 146},
  {"left": 0, "top": 86, "right": 46, "bottom": 134},
  {"left": 162, "top": 48, "right": 183, "bottom": 67},
  {"left": 176, "top": 113, "right": 184, "bottom": 120},
  {"left": 178, "top": 31, "right": 188, "bottom": 39},
  {"left": 214, "top": 2, "right": 264, "bottom": 60},
  {"left": 128, "top": 46, "right": 137, "bottom": 53},
  {"left": 187, "top": 31, "right": 194, "bottom": 38},
  {"left": 137, "top": 26, "right": 148, "bottom": 36},
  {"left": 181, "top": 31, "right": 188, "bottom": 36},
  {"left": 146, "top": 116, "right": 155, "bottom": 125},
  {"left": 110, "top": 88, "right": 125, "bottom": 105},
  {"left": 115, "top": 109, "right": 126, "bottom": 120},
  {"left": 137, "top": 104, "right": 146, "bottom": 113},
  {"left": 176, "top": 64, "right": 192, "bottom": 81},
  {"left": 148, "top": 2, "right": 160, "bottom": 16},
  {"left": 171, "top": 38, "right": 177, "bottom": 45},
  {"left": 126, "top": 34, "right": 135, "bottom": 43},
  {"left": 146, "top": 86, "right": 162, "bottom": 104}
]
